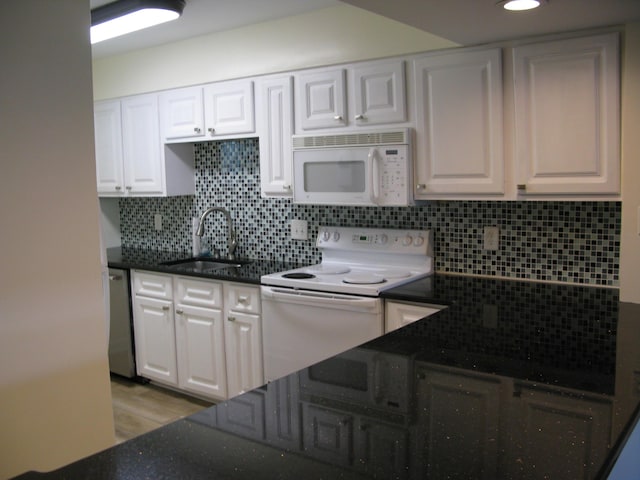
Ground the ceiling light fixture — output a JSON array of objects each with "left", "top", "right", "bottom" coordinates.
[
  {"left": 498, "top": 0, "right": 545, "bottom": 11},
  {"left": 91, "top": 0, "right": 186, "bottom": 44}
]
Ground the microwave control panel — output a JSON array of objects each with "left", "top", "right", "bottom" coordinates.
[{"left": 378, "top": 145, "right": 410, "bottom": 206}]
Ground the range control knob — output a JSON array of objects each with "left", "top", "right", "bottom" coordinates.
[
  {"left": 321, "top": 230, "right": 331, "bottom": 242},
  {"left": 414, "top": 236, "right": 425, "bottom": 247},
  {"left": 402, "top": 235, "right": 413, "bottom": 246},
  {"left": 333, "top": 231, "right": 341, "bottom": 242}
]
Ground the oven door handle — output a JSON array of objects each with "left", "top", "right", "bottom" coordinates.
[{"left": 261, "top": 287, "right": 380, "bottom": 309}]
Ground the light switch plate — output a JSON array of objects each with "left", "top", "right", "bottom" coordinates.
[
  {"left": 154, "top": 214, "right": 162, "bottom": 231},
  {"left": 483, "top": 226, "right": 499, "bottom": 250},
  {"left": 291, "top": 219, "right": 308, "bottom": 240}
]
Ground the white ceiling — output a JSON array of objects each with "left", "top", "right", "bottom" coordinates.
[{"left": 90, "top": 0, "right": 640, "bottom": 59}]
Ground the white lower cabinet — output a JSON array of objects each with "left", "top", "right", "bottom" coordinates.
[
  {"left": 131, "top": 271, "right": 263, "bottom": 401},
  {"left": 385, "top": 300, "right": 443, "bottom": 333}
]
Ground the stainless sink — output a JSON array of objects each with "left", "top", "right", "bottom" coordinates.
[{"left": 161, "top": 257, "right": 252, "bottom": 273}]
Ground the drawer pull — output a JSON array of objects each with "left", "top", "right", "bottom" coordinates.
[
  {"left": 416, "top": 184, "right": 426, "bottom": 190},
  {"left": 238, "top": 295, "right": 249, "bottom": 304},
  {"left": 175, "top": 309, "right": 183, "bottom": 315},
  {"left": 517, "top": 184, "right": 527, "bottom": 191},
  {"left": 162, "top": 305, "right": 170, "bottom": 311},
  {"left": 228, "top": 316, "right": 236, "bottom": 322}
]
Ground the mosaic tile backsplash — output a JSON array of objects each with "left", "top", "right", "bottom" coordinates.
[{"left": 119, "top": 138, "right": 621, "bottom": 286}]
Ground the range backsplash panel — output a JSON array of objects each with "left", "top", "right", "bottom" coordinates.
[{"left": 119, "top": 138, "right": 621, "bottom": 286}]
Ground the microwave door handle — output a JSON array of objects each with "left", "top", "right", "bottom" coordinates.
[{"left": 368, "top": 148, "right": 380, "bottom": 205}]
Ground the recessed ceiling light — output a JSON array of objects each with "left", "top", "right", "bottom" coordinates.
[{"left": 498, "top": 0, "right": 546, "bottom": 11}]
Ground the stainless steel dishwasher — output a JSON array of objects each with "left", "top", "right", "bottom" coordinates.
[{"left": 108, "top": 268, "right": 136, "bottom": 378}]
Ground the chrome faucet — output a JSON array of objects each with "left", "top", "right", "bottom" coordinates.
[{"left": 196, "top": 206, "right": 237, "bottom": 260}]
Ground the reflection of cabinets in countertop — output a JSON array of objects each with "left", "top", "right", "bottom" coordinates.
[
  {"left": 131, "top": 270, "right": 263, "bottom": 401},
  {"left": 414, "top": 362, "right": 613, "bottom": 480}
]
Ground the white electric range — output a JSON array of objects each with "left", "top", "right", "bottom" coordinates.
[{"left": 260, "top": 226, "right": 434, "bottom": 381}]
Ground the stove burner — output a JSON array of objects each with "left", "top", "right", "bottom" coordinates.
[
  {"left": 282, "top": 272, "right": 316, "bottom": 279},
  {"left": 342, "top": 273, "right": 387, "bottom": 285},
  {"left": 305, "top": 264, "right": 351, "bottom": 275}
]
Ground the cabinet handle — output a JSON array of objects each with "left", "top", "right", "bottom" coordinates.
[
  {"left": 333, "top": 115, "right": 343, "bottom": 121},
  {"left": 208, "top": 127, "right": 215, "bottom": 135},
  {"left": 416, "top": 184, "right": 426, "bottom": 190},
  {"left": 115, "top": 186, "right": 122, "bottom": 191},
  {"left": 517, "top": 184, "right": 527, "bottom": 191},
  {"left": 194, "top": 127, "right": 201, "bottom": 133},
  {"left": 162, "top": 305, "right": 170, "bottom": 311},
  {"left": 228, "top": 316, "right": 236, "bottom": 322},
  {"left": 175, "top": 309, "right": 183, "bottom": 315},
  {"left": 125, "top": 186, "right": 132, "bottom": 190},
  {"left": 283, "top": 184, "right": 291, "bottom": 190},
  {"left": 355, "top": 114, "right": 365, "bottom": 120}
]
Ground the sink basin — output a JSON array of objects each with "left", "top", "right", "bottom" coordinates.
[{"left": 162, "top": 257, "right": 252, "bottom": 273}]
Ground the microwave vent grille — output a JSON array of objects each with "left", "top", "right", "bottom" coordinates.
[{"left": 293, "top": 129, "right": 408, "bottom": 149}]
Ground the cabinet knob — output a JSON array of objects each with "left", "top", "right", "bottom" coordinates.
[
  {"left": 416, "top": 184, "right": 426, "bottom": 190},
  {"left": 517, "top": 184, "right": 527, "bottom": 191},
  {"left": 238, "top": 295, "right": 249, "bottom": 304},
  {"left": 115, "top": 186, "right": 122, "bottom": 191},
  {"left": 355, "top": 114, "right": 365, "bottom": 120},
  {"left": 333, "top": 115, "right": 343, "bottom": 121},
  {"left": 208, "top": 127, "right": 215, "bottom": 135},
  {"left": 194, "top": 127, "right": 201, "bottom": 133},
  {"left": 162, "top": 305, "right": 170, "bottom": 311},
  {"left": 227, "top": 316, "right": 236, "bottom": 322},
  {"left": 125, "top": 186, "right": 132, "bottom": 190},
  {"left": 175, "top": 309, "right": 183, "bottom": 315}
]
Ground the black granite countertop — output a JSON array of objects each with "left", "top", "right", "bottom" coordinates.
[
  {"left": 15, "top": 272, "right": 640, "bottom": 479},
  {"left": 106, "top": 246, "right": 302, "bottom": 284}
]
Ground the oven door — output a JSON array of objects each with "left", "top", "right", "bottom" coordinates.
[
  {"left": 293, "top": 147, "right": 376, "bottom": 205},
  {"left": 261, "top": 286, "right": 383, "bottom": 382}
]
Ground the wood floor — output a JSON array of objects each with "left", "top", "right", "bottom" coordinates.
[{"left": 110, "top": 375, "right": 213, "bottom": 443}]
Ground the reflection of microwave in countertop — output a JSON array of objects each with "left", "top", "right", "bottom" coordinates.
[{"left": 292, "top": 129, "right": 413, "bottom": 206}]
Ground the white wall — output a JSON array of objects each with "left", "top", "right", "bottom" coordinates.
[
  {"left": 620, "top": 22, "right": 640, "bottom": 304},
  {"left": 0, "top": 2, "right": 115, "bottom": 478},
  {"left": 92, "top": 4, "right": 457, "bottom": 100}
]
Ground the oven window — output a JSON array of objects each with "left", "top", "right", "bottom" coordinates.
[
  {"left": 307, "top": 357, "right": 368, "bottom": 391},
  {"left": 304, "top": 161, "right": 366, "bottom": 192}
]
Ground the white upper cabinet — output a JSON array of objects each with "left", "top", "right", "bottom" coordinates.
[
  {"left": 295, "top": 68, "right": 347, "bottom": 131},
  {"left": 350, "top": 60, "right": 406, "bottom": 126},
  {"left": 159, "top": 86, "right": 206, "bottom": 141},
  {"left": 94, "top": 94, "right": 195, "bottom": 197},
  {"left": 512, "top": 33, "right": 620, "bottom": 196},
  {"left": 413, "top": 48, "right": 505, "bottom": 197},
  {"left": 121, "top": 93, "right": 164, "bottom": 194},
  {"left": 294, "top": 60, "right": 407, "bottom": 134},
  {"left": 94, "top": 100, "right": 124, "bottom": 194},
  {"left": 256, "top": 75, "right": 294, "bottom": 197},
  {"left": 204, "top": 79, "right": 255, "bottom": 137}
]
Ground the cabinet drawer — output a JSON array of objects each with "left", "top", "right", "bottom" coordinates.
[
  {"left": 225, "top": 283, "right": 261, "bottom": 314},
  {"left": 132, "top": 270, "right": 173, "bottom": 299},
  {"left": 175, "top": 276, "right": 223, "bottom": 309}
]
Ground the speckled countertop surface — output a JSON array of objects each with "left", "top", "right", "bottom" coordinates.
[{"left": 16, "top": 257, "right": 640, "bottom": 479}]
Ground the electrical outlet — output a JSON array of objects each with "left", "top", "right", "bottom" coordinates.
[
  {"left": 291, "top": 219, "right": 308, "bottom": 240},
  {"left": 483, "top": 226, "right": 499, "bottom": 250},
  {"left": 154, "top": 214, "right": 163, "bottom": 231}
]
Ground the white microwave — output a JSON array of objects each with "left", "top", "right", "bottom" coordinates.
[{"left": 292, "top": 129, "right": 413, "bottom": 206}]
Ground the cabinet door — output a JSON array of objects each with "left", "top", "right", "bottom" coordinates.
[
  {"left": 354, "top": 419, "right": 409, "bottom": 479},
  {"left": 224, "top": 311, "right": 263, "bottom": 398},
  {"left": 204, "top": 79, "right": 255, "bottom": 136},
  {"left": 121, "top": 93, "right": 164, "bottom": 194},
  {"left": 384, "top": 301, "right": 441, "bottom": 333},
  {"left": 414, "top": 48, "right": 504, "bottom": 196},
  {"left": 295, "top": 68, "right": 347, "bottom": 131},
  {"left": 216, "top": 389, "right": 267, "bottom": 441},
  {"left": 351, "top": 60, "right": 406, "bottom": 126},
  {"left": 257, "top": 76, "right": 294, "bottom": 196},
  {"left": 265, "top": 375, "right": 301, "bottom": 449},
  {"left": 159, "top": 86, "right": 205, "bottom": 142},
  {"left": 175, "top": 303, "right": 227, "bottom": 400},
  {"left": 132, "top": 295, "right": 177, "bottom": 386},
  {"left": 94, "top": 100, "right": 124, "bottom": 196},
  {"left": 414, "top": 365, "right": 501, "bottom": 479},
  {"left": 513, "top": 33, "right": 620, "bottom": 195}
]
